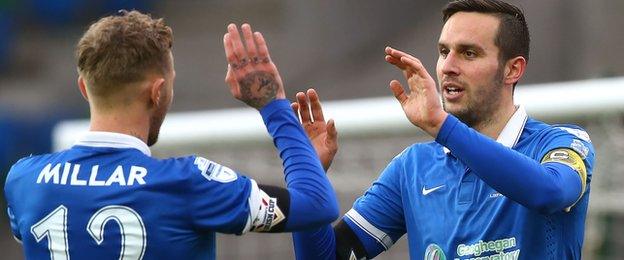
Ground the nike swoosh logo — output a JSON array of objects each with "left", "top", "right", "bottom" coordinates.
[{"left": 422, "top": 185, "right": 445, "bottom": 195}]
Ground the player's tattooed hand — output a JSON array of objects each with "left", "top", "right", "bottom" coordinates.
[
  {"left": 238, "top": 71, "right": 279, "bottom": 109},
  {"left": 223, "top": 23, "right": 286, "bottom": 109}
]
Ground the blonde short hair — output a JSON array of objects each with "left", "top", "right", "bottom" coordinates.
[{"left": 76, "top": 10, "right": 173, "bottom": 96}]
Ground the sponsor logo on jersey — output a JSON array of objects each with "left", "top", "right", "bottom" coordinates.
[
  {"left": 422, "top": 185, "right": 445, "bottom": 196},
  {"left": 456, "top": 237, "right": 519, "bottom": 259},
  {"left": 424, "top": 244, "right": 446, "bottom": 260},
  {"left": 194, "top": 157, "right": 237, "bottom": 183}
]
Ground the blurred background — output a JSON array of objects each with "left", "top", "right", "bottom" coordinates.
[{"left": 1, "top": 0, "right": 624, "bottom": 259}]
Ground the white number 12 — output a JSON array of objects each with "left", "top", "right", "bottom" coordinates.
[{"left": 30, "top": 205, "right": 146, "bottom": 260}]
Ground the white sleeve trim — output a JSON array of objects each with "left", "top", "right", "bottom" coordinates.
[
  {"left": 242, "top": 179, "right": 286, "bottom": 233},
  {"left": 345, "top": 209, "right": 394, "bottom": 250},
  {"left": 241, "top": 179, "right": 261, "bottom": 234},
  {"left": 13, "top": 235, "right": 22, "bottom": 244}
]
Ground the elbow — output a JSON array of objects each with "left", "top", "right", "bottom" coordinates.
[
  {"left": 318, "top": 194, "right": 340, "bottom": 224},
  {"left": 527, "top": 185, "right": 568, "bottom": 215},
  {"left": 299, "top": 180, "right": 340, "bottom": 224},
  {"left": 314, "top": 211, "right": 339, "bottom": 227},
  {"left": 526, "top": 161, "right": 584, "bottom": 214},
  {"left": 296, "top": 196, "right": 338, "bottom": 229},
  {"left": 290, "top": 188, "right": 340, "bottom": 227},
  {"left": 326, "top": 202, "right": 340, "bottom": 223},
  {"left": 525, "top": 172, "right": 582, "bottom": 214}
]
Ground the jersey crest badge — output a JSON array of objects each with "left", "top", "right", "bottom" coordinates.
[{"left": 194, "top": 157, "right": 238, "bottom": 183}]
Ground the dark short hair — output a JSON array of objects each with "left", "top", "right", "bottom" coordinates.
[
  {"left": 442, "top": 0, "right": 530, "bottom": 66},
  {"left": 76, "top": 10, "right": 173, "bottom": 96}
]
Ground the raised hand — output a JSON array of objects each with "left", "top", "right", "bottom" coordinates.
[
  {"left": 384, "top": 46, "right": 448, "bottom": 137},
  {"left": 224, "top": 23, "right": 285, "bottom": 109},
  {"left": 291, "top": 89, "right": 338, "bottom": 172}
]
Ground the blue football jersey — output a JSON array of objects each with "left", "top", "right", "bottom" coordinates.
[
  {"left": 5, "top": 132, "right": 265, "bottom": 260},
  {"left": 343, "top": 107, "right": 595, "bottom": 259}
]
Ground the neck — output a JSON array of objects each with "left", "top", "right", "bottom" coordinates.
[
  {"left": 472, "top": 103, "right": 517, "bottom": 140},
  {"left": 89, "top": 106, "right": 150, "bottom": 145}
]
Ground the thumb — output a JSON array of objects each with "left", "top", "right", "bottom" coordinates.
[
  {"left": 225, "top": 65, "right": 241, "bottom": 98},
  {"left": 326, "top": 119, "right": 338, "bottom": 148}
]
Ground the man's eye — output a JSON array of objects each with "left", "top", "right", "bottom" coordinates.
[
  {"left": 465, "top": 50, "right": 477, "bottom": 58},
  {"left": 439, "top": 49, "right": 449, "bottom": 58}
]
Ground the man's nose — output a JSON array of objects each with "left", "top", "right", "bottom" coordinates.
[{"left": 441, "top": 52, "right": 460, "bottom": 76}]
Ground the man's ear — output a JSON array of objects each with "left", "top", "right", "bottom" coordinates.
[
  {"left": 78, "top": 76, "right": 89, "bottom": 101},
  {"left": 504, "top": 56, "right": 527, "bottom": 86},
  {"left": 149, "top": 77, "right": 166, "bottom": 108}
]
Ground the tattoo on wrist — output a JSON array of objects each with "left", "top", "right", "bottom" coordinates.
[{"left": 238, "top": 71, "right": 279, "bottom": 109}]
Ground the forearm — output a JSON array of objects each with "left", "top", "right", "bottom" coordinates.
[
  {"left": 436, "top": 115, "right": 582, "bottom": 213},
  {"left": 260, "top": 99, "right": 339, "bottom": 229}
]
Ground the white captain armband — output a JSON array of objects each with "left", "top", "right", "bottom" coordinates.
[
  {"left": 541, "top": 148, "right": 588, "bottom": 211},
  {"left": 242, "top": 180, "right": 289, "bottom": 233}
]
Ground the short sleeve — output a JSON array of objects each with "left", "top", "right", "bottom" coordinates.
[
  {"left": 344, "top": 153, "right": 407, "bottom": 257},
  {"left": 185, "top": 156, "right": 254, "bottom": 234}
]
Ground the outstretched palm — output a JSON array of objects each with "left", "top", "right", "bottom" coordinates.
[
  {"left": 384, "top": 47, "right": 447, "bottom": 137},
  {"left": 291, "top": 89, "right": 338, "bottom": 172},
  {"left": 223, "top": 23, "right": 285, "bottom": 109}
]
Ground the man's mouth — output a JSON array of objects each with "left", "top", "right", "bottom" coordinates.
[{"left": 442, "top": 82, "right": 465, "bottom": 101}]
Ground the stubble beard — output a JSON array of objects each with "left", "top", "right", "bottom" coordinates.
[
  {"left": 147, "top": 118, "right": 161, "bottom": 147},
  {"left": 147, "top": 106, "right": 167, "bottom": 147},
  {"left": 441, "top": 66, "right": 505, "bottom": 129}
]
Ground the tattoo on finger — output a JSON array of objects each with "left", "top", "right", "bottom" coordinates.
[
  {"left": 251, "top": 56, "right": 270, "bottom": 64},
  {"left": 239, "top": 58, "right": 248, "bottom": 68},
  {"left": 231, "top": 57, "right": 252, "bottom": 71}
]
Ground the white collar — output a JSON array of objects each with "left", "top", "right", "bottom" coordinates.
[
  {"left": 74, "top": 131, "right": 151, "bottom": 156},
  {"left": 443, "top": 106, "right": 528, "bottom": 154}
]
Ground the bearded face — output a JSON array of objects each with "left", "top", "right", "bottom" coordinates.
[
  {"left": 439, "top": 65, "right": 504, "bottom": 127},
  {"left": 436, "top": 12, "right": 507, "bottom": 128}
]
